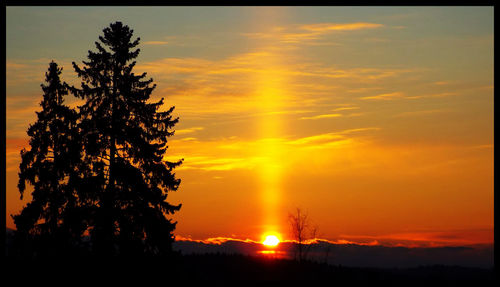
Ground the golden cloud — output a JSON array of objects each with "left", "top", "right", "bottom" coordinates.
[
  {"left": 143, "top": 40, "right": 169, "bottom": 45},
  {"left": 299, "top": 22, "right": 384, "bottom": 32},
  {"left": 300, "top": 113, "right": 342, "bottom": 120},
  {"left": 175, "top": 126, "right": 205, "bottom": 135},
  {"left": 243, "top": 22, "right": 384, "bottom": 45},
  {"left": 361, "top": 92, "right": 405, "bottom": 100}
]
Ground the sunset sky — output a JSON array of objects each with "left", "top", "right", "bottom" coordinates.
[{"left": 6, "top": 6, "right": 494, "bottom": 247}]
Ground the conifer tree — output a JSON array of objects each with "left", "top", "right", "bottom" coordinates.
[
  {"left": 14, "top": 61, "right": 83, "bottom": 256},
  {"left": 71, "top": 22, "right": 182, "bottom": 256}
]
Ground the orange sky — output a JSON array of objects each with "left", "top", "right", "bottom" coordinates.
[{"left": 6, "top": 7, "right": 494, "bottom": 246}]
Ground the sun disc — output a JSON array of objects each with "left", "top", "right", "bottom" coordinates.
[{"left": 263, "top": 235, "right": 280, "bottom": 247}]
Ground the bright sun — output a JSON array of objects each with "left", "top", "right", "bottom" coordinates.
[{"left": 262, "top": 235, "right": 280, "bottom": 247}]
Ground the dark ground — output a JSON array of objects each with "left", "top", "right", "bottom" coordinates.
[{"left": 5, "top": 252, "right": 496, "bottom": 284}]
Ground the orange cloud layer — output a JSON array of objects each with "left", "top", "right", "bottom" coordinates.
[{"left": 174, "top": 229, "right": 492, "bottom": 248}]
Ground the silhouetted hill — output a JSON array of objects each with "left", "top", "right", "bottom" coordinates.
[
  {"left": 173, "top": 239, "right": 493, "bottom": 269},
  {"left": 175, "top": 253, "right": 494, "bottom": 282}
]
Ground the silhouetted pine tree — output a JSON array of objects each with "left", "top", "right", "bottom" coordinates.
[
  {"left": 70, "top": 22, "right": 182, "bottom": 256},
  {"left": 13, "top": 61, "right": 84, "bottom": 257}
]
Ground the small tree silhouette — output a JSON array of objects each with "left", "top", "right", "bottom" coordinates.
[{"left": 13, "top": 61, "right": 84, "bottom": 257}]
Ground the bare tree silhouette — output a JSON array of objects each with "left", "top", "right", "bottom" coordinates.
[{"left": 288, "top": 207, "right": 318, "bottom": 263}]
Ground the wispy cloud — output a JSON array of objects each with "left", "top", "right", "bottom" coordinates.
[
  {"left": 339, "top": 228, "right": 493, "bottom": 247},
  {"left": 393, "top": 109, "right": 448, "bottom": 118},
  {"left": 143, "top": 40, "right": 169, "bottom": 45},
  {"left": 165, "top": 155, "right": 264, "bottom": 171},
  {"left": 300, "top": 113, "right": 342, "bottom": 120},
  {"left": 338, "top": 127, "right": 381, "bottom": 134},
  {"left": 469, "top": 144, "right": 493, "bottom": 150},
  {"left": 332, "top": 106, "right": 360, "bottom": 112},
  {"left": 243, "top": 22, "right": 384, "bottom": 44},
  {"left": 434, "top": 81, "right": 450, "bottom": 85},
  {"left": 361, "top": 91, "right": 458, "bottom": 101},
  {"left": 361, "top": 92, "right": 405, "bottom": 100},
  {"left": 300, "top": 22, "right": 383, "bottom": 32},
  {"left": 286, "top": 133, "right": 345, "bottom": 145},
  {"left": 134, "top": 51, "right": 414, "bottom": 122},
  {"left": 163, "top": 127, "right": 380, "bottom": 172},
  {"left": 175, "top": 235, "right": 381, "bottom": 247},
  {"left": 175, "top": 126, "right": 204, "bottom": 135},
  {"left": 175, "top": 235, "right": 259, "bottom": 245},
  {"left": 7, "top": 58, "right": 79, "bottom": 87},
  {"left": 405, "top": 92, "right": 458, "bottom": 99},
  {"left": 139, "top": 53, "right": 412, "bottom": 83},
  {"left": 299, "top": 105, "right": 363, "bottom": 120},
  {"left": 299, "top": 112, "right": 363, "bottom": 120},
  {"left": 347, "top": 87, "right": 383, "bottom": 93},
  {"left": 6, "top": 138, "right": 28, "bottom": 172}
]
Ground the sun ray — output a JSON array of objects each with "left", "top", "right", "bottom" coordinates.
[{"left": 245, "top": 8, "right": 291, "bottom": 241}]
